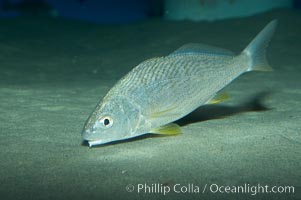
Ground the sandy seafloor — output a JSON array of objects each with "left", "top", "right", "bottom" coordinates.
[{"left": 0, "top": 9, "right": 300, "bottom": 200}]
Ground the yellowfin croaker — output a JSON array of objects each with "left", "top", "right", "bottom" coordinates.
[{"left": 82, "top": 20, "right": 277, "bottom": 147}]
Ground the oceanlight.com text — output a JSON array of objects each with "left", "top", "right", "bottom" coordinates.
[{"left": 209, "top": 183, "right": 294, "bottom": 195}]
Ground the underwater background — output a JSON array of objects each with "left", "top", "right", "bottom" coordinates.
[{"left": 0, "top": 0, "right": 300, "bottom": 199}]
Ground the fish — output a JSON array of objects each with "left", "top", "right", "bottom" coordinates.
[{"left": 81, "top": 20, "right": 277, "bottom": 147}]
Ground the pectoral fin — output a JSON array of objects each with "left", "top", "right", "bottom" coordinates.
[
  {"left": 150, "top": 123, "right": 182, "bottom": 135},
  {"left": 207, "top": 92, "right": 230, "bottom": 105},
  {"left": 149, "top": 106, "right": 177, "bottom": 119}
]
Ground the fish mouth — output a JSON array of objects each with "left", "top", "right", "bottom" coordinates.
[
  {"left": 82, "top": 129, "right": 112, "bottom": 147},
  {"left": 86, "top": 139, "right": 105, "bottom": 148}
]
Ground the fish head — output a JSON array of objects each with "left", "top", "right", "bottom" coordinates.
[{"left": 81, "top": 96, "right": 140, "bottom": 147}]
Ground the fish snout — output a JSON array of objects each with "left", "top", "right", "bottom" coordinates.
[
  {"left": 81, "top": 127, "right": 107, "bottom": 147},
  {"left": 81, "top": 127, "right": 96, "bottom": 140}
]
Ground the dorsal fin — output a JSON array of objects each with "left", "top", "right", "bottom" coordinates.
[{"left": 168, "top": 43, "right": 235, "bottom": 57}]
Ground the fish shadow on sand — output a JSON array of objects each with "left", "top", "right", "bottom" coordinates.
[
  {"left": 175, "top": 91, "right": 272, "bottom": 126},
  {"left": 82, "top": 92, "right": 272, "bottom": 147}
]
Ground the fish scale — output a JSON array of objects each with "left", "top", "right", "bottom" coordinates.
[{"left": 110, "top": 54, "right": 233, "bottom": 96}]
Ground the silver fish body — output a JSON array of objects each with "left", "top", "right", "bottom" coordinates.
[{"left": 82, "top": 20, "right": 277, "bottom": 147}]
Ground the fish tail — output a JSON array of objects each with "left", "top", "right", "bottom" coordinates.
[{"left": 242, "top": 20, "right": 277, "bottom": 72}]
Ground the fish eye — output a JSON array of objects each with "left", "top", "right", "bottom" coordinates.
[{"left": 100, "top": 116, "right": 113, "bottom": 128}]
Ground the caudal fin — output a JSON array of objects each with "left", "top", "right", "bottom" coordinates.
[{"left": 242, "top": 20, "right": 277, "bottom": 72}]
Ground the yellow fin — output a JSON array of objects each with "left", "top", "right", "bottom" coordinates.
[
  {"left": 208, "top": 92, "right": 230, "bottom": 104},
  {"left": 150, "top": 123, "right": 182, "bottom": 135},
  {"left": 149, "top": 106, "right": 177, "bottom": 119}
]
